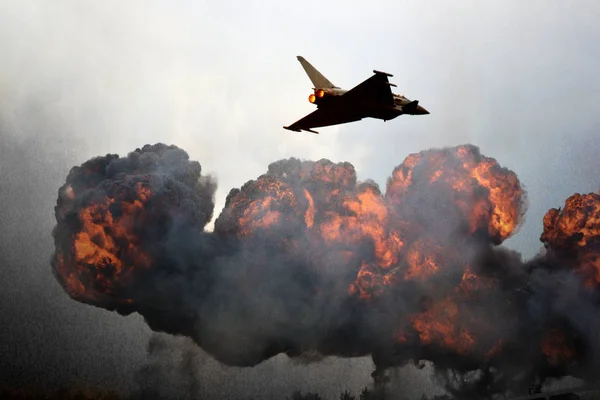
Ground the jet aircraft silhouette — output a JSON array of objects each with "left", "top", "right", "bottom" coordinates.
[{"left": 284, "top": 56, "right": 429, "bottom": 134}]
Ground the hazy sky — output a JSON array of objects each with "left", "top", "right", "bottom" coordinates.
[{"left": 1, "top": 1, "right": 599, "bottom": 398}]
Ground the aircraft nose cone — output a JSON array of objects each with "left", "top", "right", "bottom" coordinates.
[{"left": 415, "top": 105, "right": 429, "bottom": 115}]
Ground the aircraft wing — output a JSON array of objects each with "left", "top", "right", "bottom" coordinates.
[
  {"left": 283, "top": 108, "right": 363, "bottom": 134},
  {"left": 341, "top": 70, "right": 396, "bottom": 106}
]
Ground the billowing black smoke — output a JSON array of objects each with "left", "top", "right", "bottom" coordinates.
[{"left": 50, "top": 143, "right": 600, "bottom": 399}]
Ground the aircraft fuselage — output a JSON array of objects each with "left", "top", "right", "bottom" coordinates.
[{"left": 309, "top": 88, "right": 428, "bottom": 122}]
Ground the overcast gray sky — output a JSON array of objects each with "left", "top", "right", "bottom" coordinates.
[{"left": 1, "top": 1, "right": 599, "bottom": 398}]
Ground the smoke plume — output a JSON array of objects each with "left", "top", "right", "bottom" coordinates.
[{"left": 50, "top": 143, "right": 600, "bottom": 398}]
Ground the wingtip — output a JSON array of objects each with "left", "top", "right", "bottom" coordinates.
[
  {"left": 284, "top": 125, "right": 319, "bottom": 134},
  {"left": 373, "top": 69, "right": 393, "bottom": 77}
]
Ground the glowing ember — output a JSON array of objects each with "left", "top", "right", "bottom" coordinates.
[{"left": 541, "top": 328, "right": 576, "bottom": 367}]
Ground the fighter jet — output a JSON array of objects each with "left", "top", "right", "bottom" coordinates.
[{"left": 283, "top": 56, "right": 429, "bottom": 134}]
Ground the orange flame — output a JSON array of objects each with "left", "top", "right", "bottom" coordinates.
[
  {"left": 304, "top": 189, "right": 315, "bottom": 228},
  {"left": 386, "top": 145, "right": 523, "bottom": 244},
  {"left": 222, "top": 177, "right": 298, "bottom": 237},
  {"left": 54, "top": 182, "right": 152, "bottom": 303},
  {"left": 404, "top": 240, "right": 441, "bottom": 280},
  {"left": 410, "top": 298, "right": 476, "bottom": 355},
  {"left": 541, "top": 191, "right": 600, "bottom": 287}
]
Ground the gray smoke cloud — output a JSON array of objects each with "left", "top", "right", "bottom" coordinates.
[{"left": 49, "top": 142, "right": 600, "bottom": 399}]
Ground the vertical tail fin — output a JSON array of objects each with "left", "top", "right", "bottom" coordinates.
[{"left": 297, "top": 56, "right": 337, "bottom": 89}]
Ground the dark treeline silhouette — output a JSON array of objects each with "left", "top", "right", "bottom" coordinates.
[
  {"left": 0, "top": 384, "right": 388, "bottom": 400},
  {"left": 1, "top": 384, "right": 593, "bottom": 400},
  {"left": 284, "top": 387, "right": 386, "bottom": 400}
]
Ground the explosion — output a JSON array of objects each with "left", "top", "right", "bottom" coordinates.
[
  {"left": 50, "top": 142, "right": 600, "bottom": 398},
  {"left": 541, "top": 191, "right": 600, "bottom": 287},
  {"left": 52, "top": 144, "right": 217, "bottom": 314}
]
